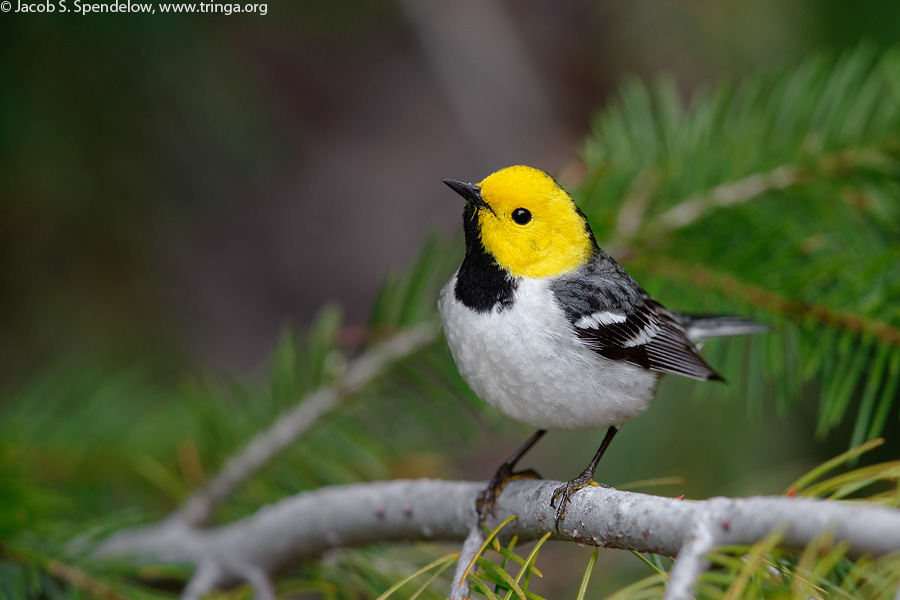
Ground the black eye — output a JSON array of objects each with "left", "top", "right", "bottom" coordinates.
[{"left": 511, "top": 208, "right": 532, "bottom": 225}]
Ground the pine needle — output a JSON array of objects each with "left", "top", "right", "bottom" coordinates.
[
  {"left": 575, "top": 548, "right": 599, "bottom": 600},
  {"left": 722, "top": 528, "right": 786, "bottom": 600},
  {"left": 504, "top": 532, "right": 552, "bottom": 600},
  {"left": 374, "top": 553, "right": 459, "bottom": 600},
  {"left": 630, "top": 550, "right": 669, "bottom": 578},
  {"left": 458, "top": 515, "right": 518, "bottom": 586},
  {"left": 788, "top": 438, "right": 884, "bottom": 494}
]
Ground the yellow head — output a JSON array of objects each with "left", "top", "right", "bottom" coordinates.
[{"left": 445, "top": 165, "right": 596, "bottom": 279}]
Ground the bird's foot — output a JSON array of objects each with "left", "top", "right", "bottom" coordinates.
[
  {"left": 476, "top": 465, "right": 542, "bottom": 524},
  {"left": 550, "top": 470, "right": 608, "bottom": 530}
]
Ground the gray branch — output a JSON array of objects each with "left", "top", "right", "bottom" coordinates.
[
  {"left": 664, "top": 516, "right": 716, "bottom": 600},
  {"left": 605, "top": 163, "right": 805, "bottom": 258},
  {"left": 98, "top": 478, "right": 900, "bottom": 596},
  {"left": 399, "top": 0, "right": 566, "bottom": 166},
  {"left": 450, "top": 524, "right": 481, "bottom": 600},
  {"left": 650, "top": 165, "right": 804, "bottom": 232},
  {"left": 169, "top": 324, "right": 438, "bottom": 527}
]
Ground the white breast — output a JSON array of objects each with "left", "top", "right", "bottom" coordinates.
[{"left": 439, "top": 275, "right": 660, "bottom": 431}]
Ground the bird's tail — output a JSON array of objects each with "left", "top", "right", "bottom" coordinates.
[{"left": 674, "top": 314, "right": 770, "bottom": 342}]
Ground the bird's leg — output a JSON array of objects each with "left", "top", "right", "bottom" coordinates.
[
  {"left": 551, "top": 426, "right": 619, "bottom": 530},
  {"left": 476, "top": 429, "right": 546, "bottom": 523}
]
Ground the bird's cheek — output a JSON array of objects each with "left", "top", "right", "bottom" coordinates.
[{"left": 527, "top": 228, "right": 550, "bottom": 253}]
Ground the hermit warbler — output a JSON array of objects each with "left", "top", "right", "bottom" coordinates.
[{"left": 439, "top": 165, "right": 764, "bottom": 529}]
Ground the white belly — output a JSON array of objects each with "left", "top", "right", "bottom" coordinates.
[{"left": 439, "top": 275, "right": 660, "bottom": 431}]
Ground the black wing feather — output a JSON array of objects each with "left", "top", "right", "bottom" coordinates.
[{"left": 552, "top": 254, "right": 721, "bottom": 381}]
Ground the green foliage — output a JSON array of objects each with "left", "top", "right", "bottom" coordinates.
[
  {"left": 459, "top": 442, "right": 900, "bottom": 600},
  {"left": 0, "top": 235, "right": 476, "bottom": 597},
  {"left": 369, "top": 232, "right": 461, "bottom": 330},
  {"left": 578, "top": 44, "right": 900, "bottom": 443},
  {"left": 3, "top": 46, "right": 900, "bottom": 599}
]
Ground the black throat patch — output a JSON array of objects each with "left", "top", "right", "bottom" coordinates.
[{"left": 454, "top": 204, "right": 517, "bottom": 313}]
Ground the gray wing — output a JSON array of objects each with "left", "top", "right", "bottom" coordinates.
[{"left": 551, "top": 253, "right": 722, "bottom": 381}]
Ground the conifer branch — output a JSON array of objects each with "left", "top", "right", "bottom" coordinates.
[
  {"left": 647, "top": 164, "right": 806, "bottom": 234},
  {"left": 449, "top": 524, "right": 481, "bottom": 600},
  {"left": 610, "top": 168, "right": 659, "bottom": 246},
  {"left": 663, "top": 517, "right": 717, "bottom": 600},
  {"left": 607, "top": 163, "right": 804, "bottom": 256},
  {"left": 1, "top": 543, "right": 130, "bottom": 600},
  {"left": 182, "top": 562, "right": 225, "bottom": 600},
  {"left": 607, "top": 145, "right": 897, "bottom": 257},
  {"left": 643, "top": 257, "right": 900, "bottom": 347},
  {"left": 98, "top": 478, "right": 900, "bottom": 597},
  {"left": 170, "top": 324, "right": 438, "bottom": 527},
  {"left": 43, "top": 557, "right": 131, "bottom": 600}
]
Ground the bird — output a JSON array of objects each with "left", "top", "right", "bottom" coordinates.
[{"left": 438, "top": 164, "right": 765, "bottom": 529}]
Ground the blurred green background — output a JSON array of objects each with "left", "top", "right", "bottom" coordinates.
[
  {"left": 2, "top": 1, "right": 900, "bottom": 597},
  {"left": 3, "top": 0, "right": 899, "bottom": 379}
]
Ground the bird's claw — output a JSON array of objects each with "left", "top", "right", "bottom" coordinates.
[
  {"left": 550, "top": 470, "right": 604, "bottom": 531},
  {"left": 476, "top": 466, "right": 542, "bottom": 524}
]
